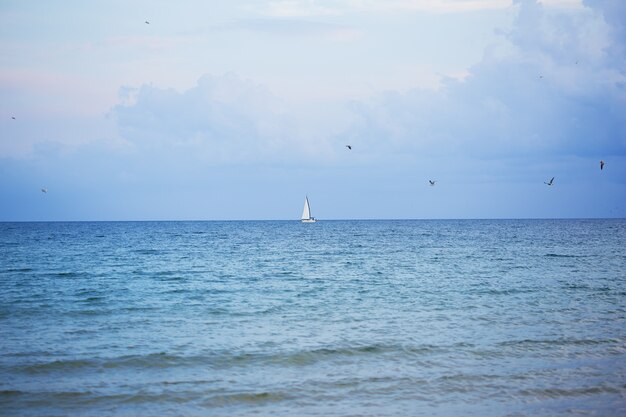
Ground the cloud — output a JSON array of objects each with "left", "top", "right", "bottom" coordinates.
[
  {"left": 583, "top": 0, "right": 626, "bottom": 68},
  {"left": 112, "top": 0, "right": 625, "bottom": 163},
  {"left": 111, "top": 0, "right": 626, "bottom": 168},
  {"left": 112, "top": 73, "right": 355, "bottom": 164},
  {"left": 342, "top": 0, "right": 626, "bottom": 160},
  {"left": 113, "top": 74, "right": 282, "bottom": 162}
]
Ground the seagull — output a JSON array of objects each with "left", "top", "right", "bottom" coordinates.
[
  {"left": 429, "top": 180, "right": 436, "bottom": 186},
  {"left": 544, "top": 177, "right": 554, "bottom": 186},
  {"left": 600, "top": 160, "right": 605, "bottom": 170},
  {"left": 345, "top": 145, "right": 352, "bottom": 150},
  {"left": 41, "top": 187, "right": 48, "bottom": 193}
]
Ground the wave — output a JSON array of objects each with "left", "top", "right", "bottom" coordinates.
[
  {"left": 517, "top": 386, "right": 621, "bottom": 399},
  {"left": 3, "top": 267, "right": 34, "bottom": 273},
  {"left": 49, "top": 271, "right": 85, "bottom": 278},
  {"left": 81, "top": 296, "right": 105, "bottom": 303},
  {"left": 0, "top": 388, "right": 289, "bottom": 408},
  {"left": 473, "top": 288, "right": 538, "bottom": 296},
  {"left": 498, "top": 338, "right": 619, "bottom": 349},
  {"left": 17, "top": 354, "right": 200, "bottom": 374},
  {"left": 132, "top": 249, "right": 164, "bottom": 256},
  {"left": 202, "top": 391, "right": 290, "bottom": 407},
  {"left": 14, "top": 343, "right": 449, "bottom": 375}
]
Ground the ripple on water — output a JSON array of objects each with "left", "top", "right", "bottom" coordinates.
[{"left": 0, "top": 219, "right": 624, "bottom": 416}]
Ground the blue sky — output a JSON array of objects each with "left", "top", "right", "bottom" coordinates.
[{"left": 1, "top": 0, "right": 624, "bottom": 220}]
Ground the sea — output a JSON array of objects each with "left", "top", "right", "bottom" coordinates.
[{"left": 1, "top": 219, "right": 625, "bottom": 417}]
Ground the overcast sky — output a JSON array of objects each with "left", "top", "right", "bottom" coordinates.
[{"left": 1, "top": 0, "right": 624, "bottom": 220}]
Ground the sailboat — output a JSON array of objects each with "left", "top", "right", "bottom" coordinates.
[{"left": 301, "top": 196, "right": 316, "bottom": 223}]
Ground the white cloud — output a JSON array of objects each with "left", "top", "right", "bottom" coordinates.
[
  {"left": 112, "top": 73, "right": 354, "bottom": 164},
  {"left": 111, "top": 0, "right": 625, "bottom": 166},
  {"left": 342, "top": 0, "right": 626, "bottom": 159}
]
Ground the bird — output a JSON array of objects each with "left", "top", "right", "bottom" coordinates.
[
  {"left": 41, "top": 187, "right": 48, "bottom": 193},
  {"left": 544, "top": 177, "right": 554, "bottom": 186},
  {"left": 11, "top": 116, "right": 15, "bottom": 120},
  {"left": 600, "top": 160, "right": 605, "bottom": 170},
  {"left": 429, "top": 180, "right": 436, "bottom": 186},
  {"left": 145, "top": 20, "right": 150, "bottom": 24},
  {"left": 345, "top": 145, "right": 352, "bottom": 150}
]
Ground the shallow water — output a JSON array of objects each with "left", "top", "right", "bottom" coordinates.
[{"left": 1, "top": 219, "right": 625, "bottom": 416}]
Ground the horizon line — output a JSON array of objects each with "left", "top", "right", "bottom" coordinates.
[{"left": 1, "top": 217, "right": 624, "bottom": 223}]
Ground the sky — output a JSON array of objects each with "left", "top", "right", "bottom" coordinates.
[{"left": 0, "top": 0, "right": 625, "bottom": 220}]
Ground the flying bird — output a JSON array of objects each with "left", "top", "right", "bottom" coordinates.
[
  {"left": 600, "top": 160, "right": 605, "bottom": 170},
  {"left": 429, "top": 180, "right": 436, "bottom": 186},
  {"left": 11, "top": 116, "right": 15, "bottom": 120},
  {"left": 145, "top": 20, "right": 150, "bottom": 24},
  {"left": 41, "top": 187, "right": 48, "bottom": 193},
  {"left": 544, "top": 177, "right": 554, "bottom": 186},
  {"left": 345, "top": 145, "right": 352, "bottom": 150}
]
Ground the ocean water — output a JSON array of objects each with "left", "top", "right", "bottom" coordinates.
[{"left": 1, "top": 219, "right": 625, "bottom": 417}]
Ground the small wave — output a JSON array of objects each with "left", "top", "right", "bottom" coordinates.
[
  {"left": 0, "top": 390, "right": 23, "bottom": 398},
  {"left": 3, "top": 267, "right": 34, "bottom": 273},
  {"left": 21, "top": 359, "right": 96, "bottom": 374},
  {"left": 544, "top": 253, "right": 584, "bottom": 258},
  {"left": 132, "top": 249, "right": 163, "bottom": 255},
  {"left": 17, "top": 353, "right": 205, "bottom": 374},
  {"left": 52, "top": 271, "right": 84, "bottom": 278},
  {"left": 81, "top": 296, "right": 104, "bottom": 303},
  {"left": 216, "top": 343, "right": 444, "bottom": 368},
  {"left": 120, "top": 306, "right": 158, "bottom": 313},
  {"left": 518, "top": 386, "right": 621, "bottom": 399},
  {"left": 475, "top": 288, "right": 537, "bottom": 296},
  {"left": 498, "top": 338, "right": 617, "bottom": 349},
  {"left": 0, "top": 389, "right": 201, "bottom": 407},
  {"left": 0, "top": 242, "right": 19, "bottom": 247},
  {"left": 202, "top": 391, "right": 289, "bottom": 407},
  {"left": 163, "top": 288, "right": 190, "bottom": 294}
]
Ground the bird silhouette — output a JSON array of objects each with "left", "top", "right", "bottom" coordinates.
[
  {"left": 11, "top": 116, "right": 15, "bottom": 120},
  {"left": 145, "top": 20, "right": 150, "bottom": 24},
  {"left": 345, "top": 145, "right": 352, "bottom": 150},
  {"left": 429, "top": 180, "right": 436, "bottom": 186},
  {"left": 600, "top": 160, "right": 605, "bottom": 170},
  {"left": 544, "top": 177, "right": 554, "bottom": 186},
  {"left": 41, "top": 188, "right": 48, "bottom": 193}
]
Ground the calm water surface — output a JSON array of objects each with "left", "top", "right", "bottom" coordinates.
[{"left": 1, "top": 220, "right": 625, "bottom": 416}]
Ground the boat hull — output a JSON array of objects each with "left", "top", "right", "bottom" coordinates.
[{"left": 301, "top": 219, "right": 316, "bottom": 223}]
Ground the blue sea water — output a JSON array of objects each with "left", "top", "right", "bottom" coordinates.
[{"left": 0, "top": 219, "right": 625, "bottom": 416}]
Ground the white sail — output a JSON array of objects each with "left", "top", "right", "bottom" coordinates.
[{"left": 301, "top": 196, "right": 316, "bottom": 222}]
